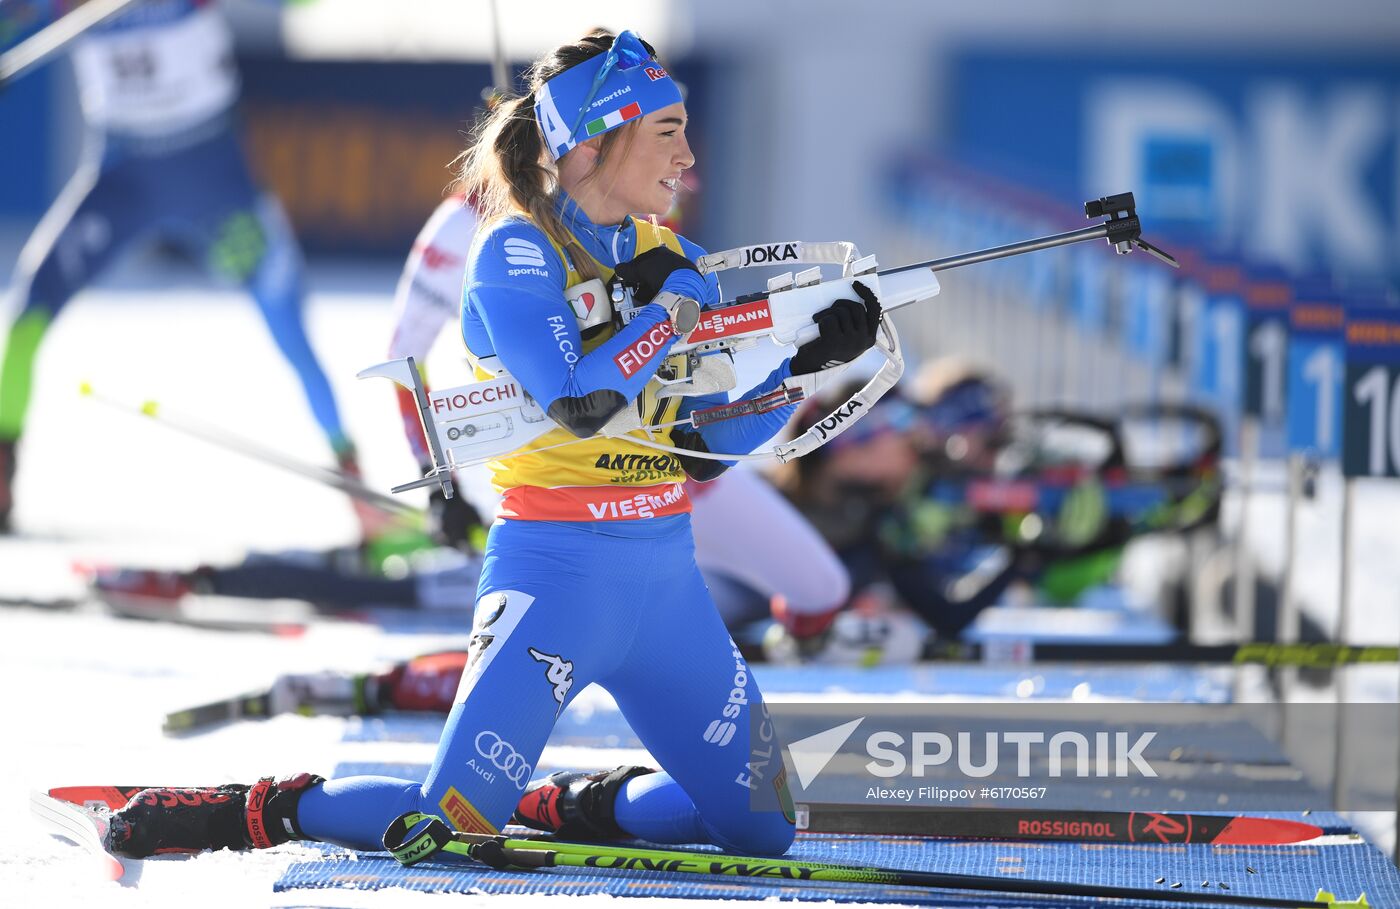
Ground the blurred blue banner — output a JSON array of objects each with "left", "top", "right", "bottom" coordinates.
[
  {"left": 946, "top": 51, "right": 1400, "bottom": 282},
  {"left": 1342, "top": 305, "right": 1400, "bottom": 478},
  {"left": 1286, "top": 295, "right": 1345, "bottom": 459}
]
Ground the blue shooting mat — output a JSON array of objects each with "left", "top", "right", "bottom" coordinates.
[
  {"left": 274, "top": 823, "right": 1393, "bottom": 907},
  {"left": 304, "top": 647, "right": 1387, "bottom": 905}
]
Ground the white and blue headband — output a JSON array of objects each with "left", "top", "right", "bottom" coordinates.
[{"left": 533, "top": 30, "right": 684, "bottom": 161}]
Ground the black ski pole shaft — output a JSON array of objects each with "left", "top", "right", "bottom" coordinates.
[
  {"left": 462, "top": 834, "right": 1347, "bottom": 909},
  {"left": 385, "top": 815, "right": 1355, "bottom": 909}
]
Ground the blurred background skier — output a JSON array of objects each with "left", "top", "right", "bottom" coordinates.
[{"left": 0, "top": 0, "right": 373, "bottom": 537}]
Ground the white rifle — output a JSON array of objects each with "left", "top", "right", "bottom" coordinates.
[{"left": 361, "top": 193, "right": 1176, "bottom": 499}]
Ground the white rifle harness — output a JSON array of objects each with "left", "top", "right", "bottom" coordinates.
[{"left": 360, "top": 193, "right": 1178, "bottom": 499}]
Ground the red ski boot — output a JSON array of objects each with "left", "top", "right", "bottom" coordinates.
[{"left": 105, "top": 773, "right": 324, "bottom": 858}]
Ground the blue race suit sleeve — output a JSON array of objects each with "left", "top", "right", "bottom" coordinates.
[
  {"left": 679, "top": 360, "right": 797, "bottom": 461},
  {"left": 464, "top": 221, "right": 683, "bottom": 438}
]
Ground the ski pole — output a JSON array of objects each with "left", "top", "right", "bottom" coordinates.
[
  {"left": 80, "top": 382, "right": 419, "bottom": 517},
  {"left": 383, "top": 813, "right": 1365, "bottom": 909},
  {"left": 0, "top": 0, "right": 144, "bottom": 86}
]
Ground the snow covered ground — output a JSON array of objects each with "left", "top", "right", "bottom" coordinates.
[{"left": 1, "top": 278, "right": 1399, "bottom": 906}]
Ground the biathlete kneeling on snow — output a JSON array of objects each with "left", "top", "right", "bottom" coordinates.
[{"left": 100, "top": 29, "right": 882, "bottom": 859}]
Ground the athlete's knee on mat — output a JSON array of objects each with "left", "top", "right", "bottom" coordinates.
[
  {"left": 705, "top": 805, "right": 795, "bottom": 856},
  {"left": 699, "top": 762, "right": 795, "bottom": 854},
  {"left": 714, "top": 705, "right": 795, "bottom": 854}
]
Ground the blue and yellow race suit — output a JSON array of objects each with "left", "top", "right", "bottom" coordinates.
[{"left": 297, "top": 194, "right": 798, "bottom": 855}]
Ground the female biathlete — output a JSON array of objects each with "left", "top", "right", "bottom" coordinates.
[
  {"left": 388, "top": 192, "right": 850, "bottom": 630},
  {"left": 0, "top": 0, "right": 363, "bottom": 534},
  {"left": 77, "top": 182, "right": 849, "bottom": 628},
  {"left": 99, "top": 29, "right": 882, "bottom": 858}
]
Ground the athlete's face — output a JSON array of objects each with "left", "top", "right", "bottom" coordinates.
[{"left": 596, "top": 103, "right": 694, "bottom": 219}]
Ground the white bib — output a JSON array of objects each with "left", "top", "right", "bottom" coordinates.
[{"left": 71, "top": 5, "right": 239, "bottom": 137}]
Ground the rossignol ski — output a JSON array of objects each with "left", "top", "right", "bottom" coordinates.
[
  {"left": 795, "top": 803, "right": 1322, "bottom": 844},
  {"left": 30, "top": 790, "right": 126, "bottom": 881}
]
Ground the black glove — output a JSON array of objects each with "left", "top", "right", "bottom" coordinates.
[
  {"left": 790, "top": 281, "right": 882, "bottom": 376},
  {"left": 427, "top": 488, "right": 483, "bottom": 552},
  {"left": 611, "top": 246, "right": 699, "bottom": 304}
]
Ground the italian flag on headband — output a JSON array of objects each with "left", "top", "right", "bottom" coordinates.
[
  {"left": 586, "top": 102, "right": 643, "bottom": 137},
  {"left": 534, "top": 30, "right": 683, "bottom": 160}
]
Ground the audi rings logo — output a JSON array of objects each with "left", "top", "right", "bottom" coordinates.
[{"left": 475, "top": 730, "right": 532, "bottom": 789}]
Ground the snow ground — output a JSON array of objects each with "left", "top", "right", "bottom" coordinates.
[
  {"left": 0, "top": 608, "right": 731, "bottom": 908},
  {"left": 1, "top": 284, "right": 1399, "bottom": 906}
]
